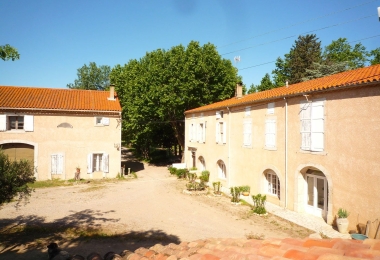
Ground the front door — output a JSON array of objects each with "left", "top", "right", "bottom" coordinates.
[{"left": 305, "top": 171, "right": 328, "bottom": 220}]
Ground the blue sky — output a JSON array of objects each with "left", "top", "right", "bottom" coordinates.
[{"left": 1, "top": 0, "right": 379, "bottom": 89}]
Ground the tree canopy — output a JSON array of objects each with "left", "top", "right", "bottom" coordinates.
[
  {"left": 110, "top": 41, "right": 240, "bottom": 157},
  {"left": 67, "top": 62, "right": 111, "bottom": 90},
  {"left": 0, "top": 44, "right": 20, "bottom": 61}
]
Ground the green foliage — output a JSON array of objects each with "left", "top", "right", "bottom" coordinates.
[
  {"left": 186, "top": 172, "right": 197, "bottom": 182},
  {"left": 168, "top": 166, "right": 177, "bottom": 175},
  {"left": 230, "top": 186, "right": 242, "bottom": 203},
  {"left": 175, "top": 169, "right": 188, "bottom": 179},
  {"left": 212, "top": 181, "right": 221, "bottom": 194},
  {"left": 256, "top": 73, "right": 274, "bottom": 92},
  {"left": 301, "top": 61, "right": 348, "bottom": 81},
  {"left": 0, "top": 44, "right": 20, "bottom": 61},
  {"left": 67, "top": 62, "right": 111, "bottom": 90},
  {"left": 240, "top": 185, "right": 250, "bottom": 193},
  {"left": 369, "top": 48, "right": 380, "bottom": 65},
  {"left": 247, "top": 83, "right": 257, "bottom": 94},
  {"left": 252, "top": 194, "right": 267, "bottom": 215},
  {"left": 272, "top": 56, "right": 291, "bottom": 87},
  {"left": 110, "top": 41, "right": 240, "bottom": 157},
  {"left": 0, "top": 150, "right": 35, "bottom": 206},
  {"left": 189, "top": 167, "right": 197, "bottom": 171},
  {"left": 323, "top": 38, "right": 368, "bottom": 69},
  {"left": 337, "top": 208, "right": 349, "bottom": 218},
  {"left": 199, "top": 170, "right": 210, "bottom": 182},
  {"left": 186, "top": 181, "right": 205, "bottom": 191}
]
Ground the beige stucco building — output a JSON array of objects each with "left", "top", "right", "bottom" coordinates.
[
  {"left": 184, "top": 64, "right": 380, "bottom": 236},
  {"left": 0, "top": 86, "right": 122, "bottom": 180}
]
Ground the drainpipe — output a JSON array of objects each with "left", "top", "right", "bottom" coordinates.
[
  {"left": 227, "top": 107, "right": 231, "bottom": 188},
  {"left": 284, "top": 97, "right": 288, "bottom": 209}
]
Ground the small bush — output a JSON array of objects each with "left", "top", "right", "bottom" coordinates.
[
  {"left": 252, "top": 194, "right": 267, "bottom": 214},
  {"left": 176, "top": 169, "right": 188, "bottom": 179},
  {"left": 230, "top": 186, "right": 242, "bottom": 203},
  {"left": 240, "top": 185, "right": 250, "bottom": 193},
  {"left": 186, "top": 172, "right": 197, "bottom": 182},
  {"left": 168, "top": 166, "right": 177, "bottom": 175},
  {"left": 212, "top": 181, "right": 221, "bottom": 194},
  {"left": 199, "top": 171, "right": 210, "bottom": 182}
]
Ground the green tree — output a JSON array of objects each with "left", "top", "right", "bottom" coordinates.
[
  {"left": 110, "top": 41, "right": 240, "bottom": 157},
  {"left": 0, "top": 150, "right": 35, "bottom": 207},
  {"left": 256, "top": 73, "right": 274, "bottom": 92},
  {"left": 247, "top": 83, "right": 257, "bottom": 94},
  {"left": 272, "top": 55, "right": 291, "bottom": 87},
  {"left": 323, "top": 38, "right": 368, "bottom": 69},
  {"left": 0, "top": 44, "right": 20, "bottom": 61},
  {"left": 287, "top": 34, "right": 322, "bottom": 83},
  {"left": 301, "top": 61, "right": 348, "bottom": 81},
  {"left": 67, "top": 62, "right": 111, "bottom": 90},
  {"left": 369, "top": 48, "right": 380, "bottom": 65}
]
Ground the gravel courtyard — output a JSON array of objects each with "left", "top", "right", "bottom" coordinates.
[{"left": 0, "top": 160, "right": 313, "bottom": 259}]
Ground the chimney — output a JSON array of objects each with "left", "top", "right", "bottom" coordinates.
[
  {"left": 286, "top": 80, "right": 289, "bottom": 88},
  {"left": 236, "top": 82, "right": 243, "bottom": 99},
  {"left": 108, "top": 84, "right": 115, "bottom": 101}
]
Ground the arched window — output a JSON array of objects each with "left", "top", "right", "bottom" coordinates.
[
  {"left": 265, "top": 170, "right": 280, "bottom": 199},
  {"left": 198, "top": 156, "right": 206, "bottom": 171},
  {"left": 217, "top": 160, "right": 226, "bottom": 179}
]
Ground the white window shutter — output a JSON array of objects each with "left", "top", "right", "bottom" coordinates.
[
  {"left": 300, "top": 102, "right": 311, "bottom": 150},
  {"left": 189, "top": 123, "right": 193, "bottom": 142},
  {"left": 202, "top": 122, "right": 206, "bottom": 143},
  {"left": 311, "top": 100, "right": 324, "bottom": 151},
  {"left": 222, "top": 122, "right": 227, "bottom": 144},
  {"left": 87, "top": 153, "right": 93, "bottom": 173},
  {"left": 216, "top": 111, "right": 221, "bottom": 119},
  {"left": 102, "top": 117, "right": 110, "bottom": 126},
  {"left": 216, "top": 122, "right": 220, "bottom": 143},
  {"left": 267, "top": 103, "right": 275, "bottom": 114},
  {"left": 24, "top": 115, "right": 34, "bottom": 132},
  {"left": 243, "top": 120, "right": 252, "bottom": 146},
  {"left": 51, "top": 155, "right": 57, "bottom": 174},
  {"left": 0, "top": 115, "right": 6, "bottom": 131},
  {"left": 57, "top": 154, "right": 64, "bottom": 174},
  {"left": 265, "top": 119, "right": 276, "bottom": 148},
  {"left": 102, "top": 153, "right": 109, "bottom": 173},
  {"left": 245, "top": 106, "right": 251, "bottom": 117}
]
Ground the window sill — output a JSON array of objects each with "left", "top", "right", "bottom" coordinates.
[
  {"left": 3, "top": 130, "right": 26, "bottom": 133},
  {"left": 298, "top": 149, "right": 327, "bottom": 156},
  {"left": 264, "top": 146, "right": 277, "bottom": 151},
  {"left": 243, "top": 145, "right": 252, "bottom": 149}
]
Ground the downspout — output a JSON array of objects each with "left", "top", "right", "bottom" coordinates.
[
  {"left": 284, "top": 97, "right": 288, "bottom": 209},
  {"left": 227, "top": 107, "right": 231, "bottom": 188}
]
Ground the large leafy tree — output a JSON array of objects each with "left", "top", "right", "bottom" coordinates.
[
  {"left": 323, "top": 38, "right": 368, "bottom": 69},
  {"left": 301, "top": 61, "right": 348, "bottom": 81},
  {"left": 0, "top": 44, "right": 20, "bottom": 61},
  {"left": 111, "top": 41, "right": 240, "bottom": 156},
  {"left": 256, "top": 73, "right": 274, "bottom": 92},
  {"left": 369, "top": 48, "right": 380, "bottom": 65},
  {"left": 67, "top": 62, "right": 111, "bottom": 90}
]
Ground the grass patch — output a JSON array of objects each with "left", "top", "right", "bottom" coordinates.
[
  {"left": 28, "top": 179, "right": 72, "bottom": 188},
  {"left": 245, "top": 232, "right": 265, "bottom": 240}
]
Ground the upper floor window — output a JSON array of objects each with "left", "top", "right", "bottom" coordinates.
[
  {"left": 216, "top": 121, "right": 226, "bottom": 144},
  {"left": 243, "top": 119, "right": 252, "bottom": 146},
  {"left": 198, "top": 122, "right": 206, "bottom": 143},
  {"left": 267, "top": 102, "right": 275, "bottom": 114},
  {"left": 0, "top": 114, "right": 34, "bottom": 132},
  {"left": 245, "top": 106, "right": 251, "bottom": 117},
  {"left": 265, "top": 119, "right": 276, "bottom": 149},
  {"left": 300, "top": 99, "right": 324, "bottom": 152},
  {"left": 95, "top": 117, "right": 110, "bottom": 126},
  {"left": 216, "top": 111, "right": 223, "bottom": 119}
]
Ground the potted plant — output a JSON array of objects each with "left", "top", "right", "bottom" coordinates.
[
  {"left": 336, "top": 208, "right": 350, "bottom": 233},
  {"left": 230, "top": 186, "right": 242, "bottom": 204},
  {"left": 240, "top": 185, "right": 250, "bottom": 196}
]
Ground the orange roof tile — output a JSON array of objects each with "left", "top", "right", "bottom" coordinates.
[
  {"left": 186, "top": 64, "right": 380, "bottom": 114},
  {"left": 0, "top": 86, "right": 121, "bottom": 112}
]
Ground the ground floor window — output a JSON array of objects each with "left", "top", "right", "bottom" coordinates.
[
  {"left": 51, "top": 154, "right": 64, "bottom": 174},
  {"left": 199, "top": 156, "right": 206, "bottom": 171},
  {"left": 217, "top": 160, "right": 226, "bottom": 179},
  {"left": 266, "top": 171, "right": 280, "bottom": 199},
  {"left": 87, "top": 153, "right": 109, "bottom": 173}
]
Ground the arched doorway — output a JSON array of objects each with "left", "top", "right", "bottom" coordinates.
[
  {"left": 198, "top": 156, "right": 206, "bottom": 171},
  {"left": 305, "top": 169, "right": 328, "bottom": 220},
  {"left": 1, "top": 143, "right": 34, "bottom": 167}
]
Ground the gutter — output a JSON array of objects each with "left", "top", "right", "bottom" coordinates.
[{"left": 284, "top": 97, "right": 288, "bottom": 209}]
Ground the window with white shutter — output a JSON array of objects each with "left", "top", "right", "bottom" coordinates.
[
  {"left": 243, "top": 120, "right": 252, "bottom": 146},
  {"left": 198, "top": 122, "right": 206, "bottom": 143},
  {"left": 266, "top": 171, "right": 280, "bottom": 199},
  {"left": 300, "top": 99, "right": 325, "bottom": 152},
  {"left": 265, "top": 119, "right": 276, "bottom": 148},
  {"left": 0, "top": 115, "right": 6, "bottom": 131},
  {"left": 88, "top": 153, "right": 109, "bottom": 173},
  {"left": 215, "top": 122, "right": 226, "bottom": 144},
  {"left": 245, "top": 106, "right": 251, "bottom": 117},
  {"left": 51, "top": 154, "right": 64, "bottom": 174},
  {"left": 95, "top": 117, "right": 110, "bottom": 126},
  {"left": 24, "top": 115, "right": 34, "bottom": 132},
  {"left": 267, "top": 103, "right": 275, "bottom": 114}
]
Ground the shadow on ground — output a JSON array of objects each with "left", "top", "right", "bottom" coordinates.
[{"left": 0, "top": 210, "right": 180, "bottom": 260}]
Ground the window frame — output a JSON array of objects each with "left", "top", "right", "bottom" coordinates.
[
  {"left": 266, "top": 171, "right": 280, "bottom": 199},
  {"left": 243, "top": 119, "right": 252, "bottom": 147},
  {"left": 265, "top": 118, "right": 276, "bottom": 149},
  {"left": 215, "top": 121, "right": 227, "bottom": 144},
  {"left": 87, "top": 153, "right": 109, "bottom": 173},
  {"left": 300, "top": 99, "right": 325, "bottom": 152},
  {"left": 51, "top": 153, "right": 64, "bottom": 175},
  {"left": 0, "top": 114, "right": 34, "bottom": 132},
  {"left": 217, "top": 160, "right": 226, "bottom": 179}
]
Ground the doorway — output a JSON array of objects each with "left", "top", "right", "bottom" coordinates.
[{"left": 305, "top": 170, "right": 328, "bottom": 220}]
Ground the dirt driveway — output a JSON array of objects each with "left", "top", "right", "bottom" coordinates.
[{"left": 0, "top": 161, "right": 313, "bottom": 259}]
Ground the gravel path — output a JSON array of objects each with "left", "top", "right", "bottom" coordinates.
[{"left": 0, "top": 157, "right": 312, "bottom": 259}]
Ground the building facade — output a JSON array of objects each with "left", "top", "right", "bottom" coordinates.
[
  {"left": 184, "top": 65, "right": 380, "bottom": 235},
  {"left": 0, "top": 86, "right": 122, "bottom": 180}
]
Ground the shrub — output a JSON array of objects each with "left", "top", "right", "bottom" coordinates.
[
  {"left": 176, "top": 169, "right": 188, "bottom": 179},
  {"left": 186, "top": 172, "right": 197, "bottom": 182},
  {"left": 189, "top": 167, "right": 197, "bottom": 171},
  {"left": 240, "top": 185, "right": 250, "bottom": 193},
  {"left": 252, "top": 194, "right": 267, "bottom": 214},
  {"left": 199, "top": 171, "right": 210, "bottom": 182},
  {"left": 168, "top": 166, "right": 177, "bottom": 175},
  {"left": 230, "top": 186, "right": 242, "bottom": 203},
  {"left": 0, "top": 150, "right": 36, "bottom": 207},
  {"left": 212, "top": 181, "right": 221, "bottom": 194},
  {"left": 337, "top": 208, "right": 349, "bottom": 218}
]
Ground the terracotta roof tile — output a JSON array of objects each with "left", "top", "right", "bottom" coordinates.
[
  {"left": 0, "top": 86, "right": 121, "bottom": 112},
  {"left": 186, "top": 64, "right": 380, "bottom": 114}
]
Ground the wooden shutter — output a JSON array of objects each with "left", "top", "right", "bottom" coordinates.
[
  {"left": 311, "top": 100, "right": 324, "bottom": 151},
  {"left": 87, "top": 154, "right": 93, "bottom": 173},
  {"left": 102, "top": 153, "right": 109, "bottom": 173},
  {"left": 57, "top": 154, "right": 64, "bottom": 174},
  {"left": 265, "top": 119, "right": 276, "bottom": 148},
  {"left": 24, "top": 115, "right": 34, "bottom": 132},
  {"left": 243, "top": 120, "right": 252, "bottom": 146},
  {"left": 0, "top": 114, "right": 6, "bottom": 131},
  {"left": 300, "top": 102, "right": 311, "bottom": 150},
  {"left": 222, "top": 122, "right": 227, "bottom": 144},
  {"left": 216, "top": 122, "right": 220, "bottom": 143}
]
